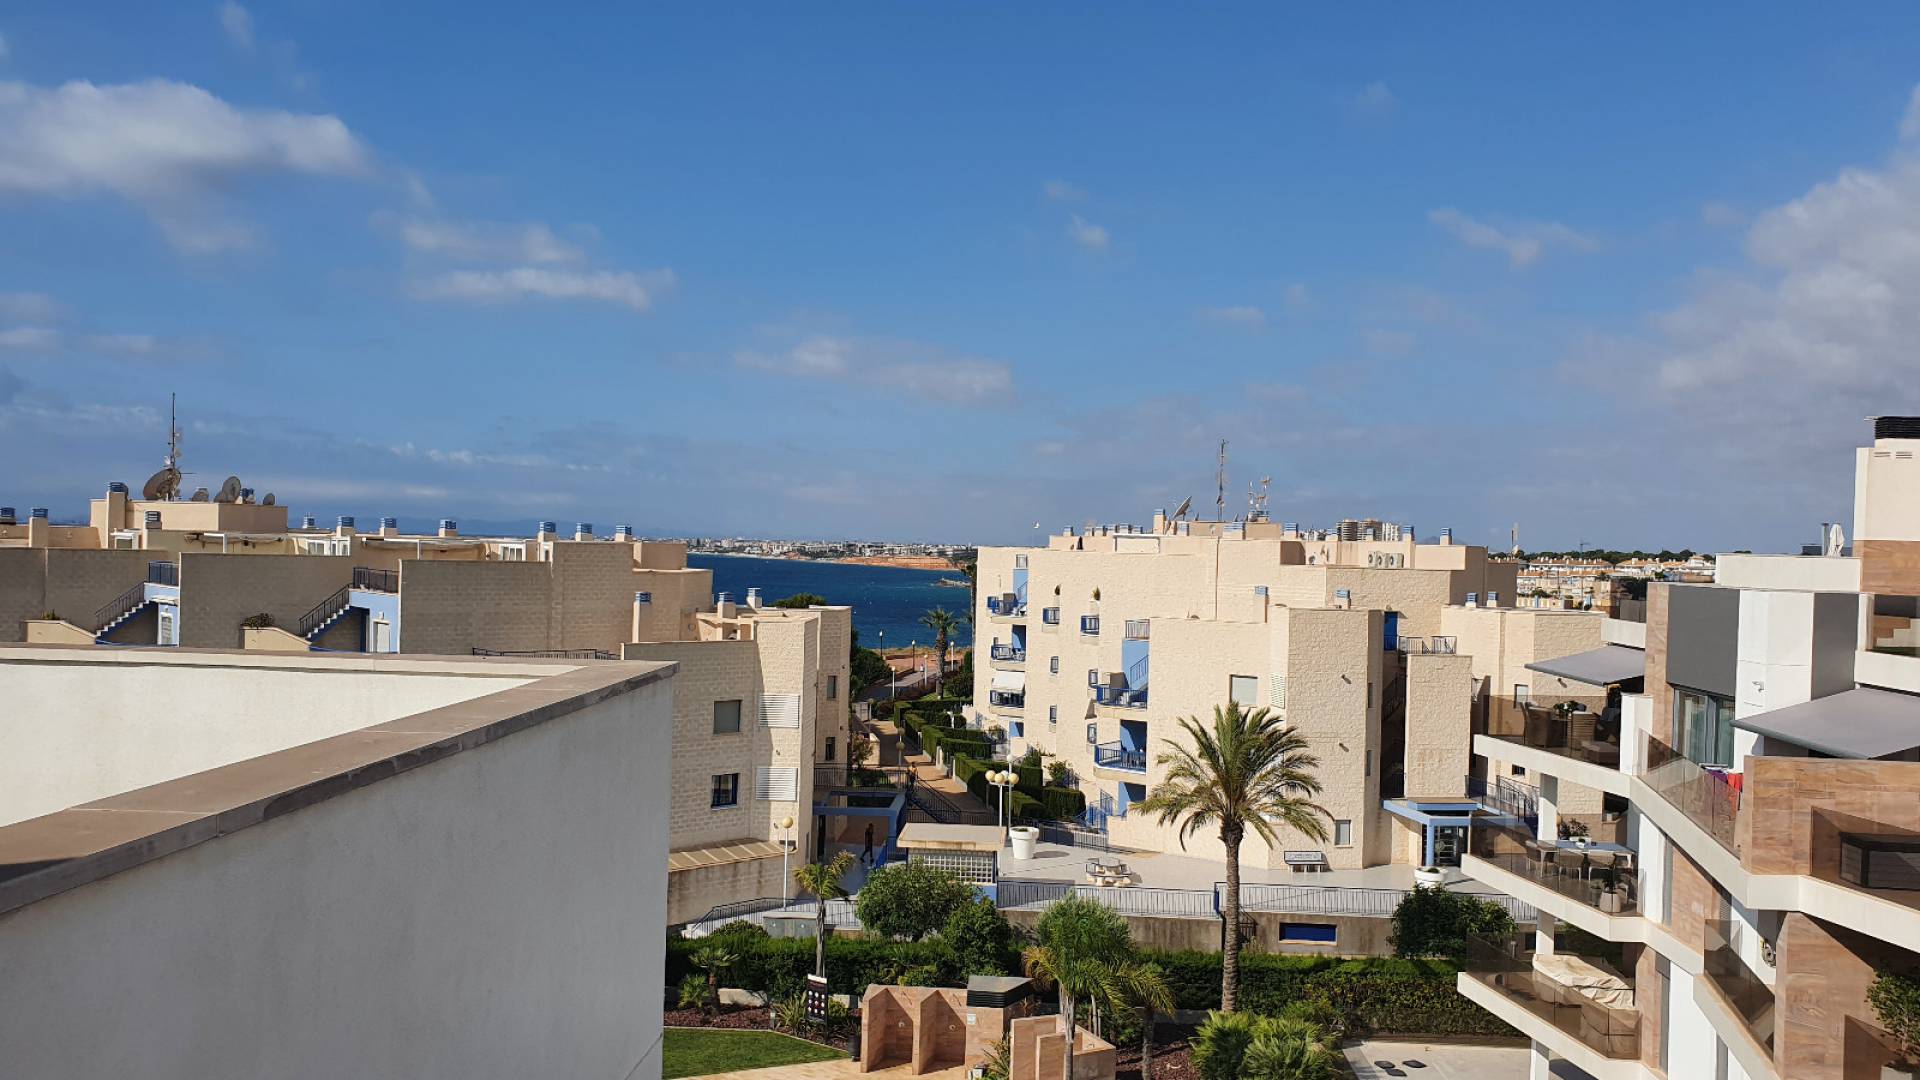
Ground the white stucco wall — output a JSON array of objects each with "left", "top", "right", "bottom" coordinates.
[
  {"left": 0, "top": 673, "right": 672, "bottom": 1080},
  {"left": 0, "top": 651, "right": 535, "bottom": 826}
]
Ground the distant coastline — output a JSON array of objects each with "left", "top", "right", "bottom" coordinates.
[{"left": 697, "top": 551, "right": 960, "bottom": 572}]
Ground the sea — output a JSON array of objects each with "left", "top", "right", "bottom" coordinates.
[{"left": 687, "top": 554, "right": 974, "bottom": 650}]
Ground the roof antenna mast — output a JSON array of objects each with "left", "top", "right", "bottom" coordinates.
[{"left": 1216, "top": 439, "right": 1228, "bottom": 520}]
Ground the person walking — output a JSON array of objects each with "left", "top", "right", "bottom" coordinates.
[{"left": 861, "top": 822, "right": 876, "bottom": 868}]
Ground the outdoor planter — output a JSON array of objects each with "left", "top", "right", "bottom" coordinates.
[
  {"left": 1882, "top": 1065, "right": 1920, "bottom": 1080},
  {"left": 1597, "top": 889, "right": 1624, "bottom": 913},
  {"left": 1009, "top": 826, "right": 1038, "bottom": 860},
  {"left": 1414, "top": 866, "right": 1448, "bottom": 888}
]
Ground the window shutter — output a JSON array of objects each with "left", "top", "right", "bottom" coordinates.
[
  {"left": 759, "top": 693, "right": 802, "bottom": 728},
  {"left": 756, "top": 767, "right": 799, "bottom": 802},
  {"left": 1269, "top": 674, "right": 1287, "bottom": 711}
]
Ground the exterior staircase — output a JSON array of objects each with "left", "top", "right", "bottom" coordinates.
[
  {"left": 298, "top": 584, "right": 355, "bottom": 643},
  {"left": 94, "top": 582, "right": 156, "bottom": 642}
]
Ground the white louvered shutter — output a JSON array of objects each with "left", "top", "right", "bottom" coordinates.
[
  {"left": 758, "top": 693, "right": 802, "bottom": 728},
  {"left": 755, "top": 767, "right": 799, "bottom": 802},
  {"left": 1269, "top": 674, "right": 1287, "bottom": 711}
]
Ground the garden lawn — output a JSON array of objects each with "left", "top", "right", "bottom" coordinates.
[{"left": 661, "top": 1028, "right": 846, "bottom": 1079}]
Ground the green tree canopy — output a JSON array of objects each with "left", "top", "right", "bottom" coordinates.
[
  {"left": 1388, "top": 886, "right": 1516, "bottom": 964},
  {"left": 775, "top": 592, "right": 828, "bottom": 609},
  {"left": 854, "top": 862, "right": 975, "bottom": 941},
  {"left": 942, "top": 897, "right": 1017, "bottom": 977}
]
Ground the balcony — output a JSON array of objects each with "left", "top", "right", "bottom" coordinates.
[
  {"left": 352, "top": 566, "right": 399, "bottom": 593},
  {"left": 1080, "top": 614, "right": 1100, "bottom": 635},
  {"left": 1467, "top": 823, "right": 1638, "bottom": 916},
  {"left": 986, "top": 596, "right": 1027, "bottom": 618},
  {"left": 1040, "top": 607, "right": 1061, "bottom": 626},
  {"left": 1093, "top": 742, "right": 1147, "bottom": 773},
  {"left": 987, "top": 690, "right": 1025, "bottom": 711},
  {"left": 1091, "top": 684, "right": 1148, "bottom": 710},
  {"left": 1479, "top": 698, "right": 1624, "bottom": 771},
  {"left": 1640, "top": 732, "right": 1741, "bottom": 852},
  {"left": 1395, "top": 634, "right": 1457, "bottom": 655},
  {"left": 1461, "top": 933, "right": 1640, "bottom": 1062},
  {"left": 147, "top": 560, "right": 178, "bottom": 587},
  {"left": 1702, "top": 919, "right": 1776, "bottom": 1058},
  {"left": 989, "top": 644, "right": 1026, "bottom": 664}
]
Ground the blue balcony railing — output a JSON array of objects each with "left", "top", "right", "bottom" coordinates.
[
  {"left": 990, "top": 644, "right": 1026, "bottom": 662},
  {"left": 1080, "top": 614, "right": 1101, "bottom": 635},
  {"left": 988, "top": 690, "right": 1026, "bottom": 710},
  {"left": 987, "top": 597, "right": 1028, "bottom": 617},
  {"left": 1042, "top": 607, "right": 1060, "bottom": 625},
  {"left": 1093, "top": 742, "right": 1147, "bottom": 772},
  {"left": 1091, "top": 685, "right": 1148, "bottom": 709}
]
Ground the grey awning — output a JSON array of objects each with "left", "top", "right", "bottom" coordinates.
[
  {"left": 1733, "top": 687, "right": 1920, "bottom": 759},
  {"left": 991, "top": 670, "right": 1026, "bottom": 692},
  {"left": 1524, "top": 644, "right": 1646, "bottom": 687}
]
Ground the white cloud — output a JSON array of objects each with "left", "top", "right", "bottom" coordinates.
[
  {"left": 0, "top": 326, "right": 58, "bottom": 350},
  {"left": 1067, "top": 213, "right": 1110, "bottom": 252},
  {"left": 85, "top": 333, "right": 160, "bottom": 356},
  {"left": 1349, "top": 81, "right": 1397, "bottom": 117},
  {"left": 219, "top": 2, "right": 254, "bottom": 52},
  {"left": 0, "top": 292, "right": 57, "bottom": 321},
  {"left": 396, "top": 218, "right": 584, "bottom": 264},
  {"left": 1427, "top": 207, "right": 1597, "bottom": 267},
  {"left": 411, "top": 267, "right": 674, "bottom": 312},
  {"left": 0, "top": 79, "right": 369, "bottom": 252},
  {"left": 733, "top": 331, "right": 1012, "bottom": 404},
  {"left": 1043, "top": 179, "right": 1084, "bottom": 202},
  {"left": 1701, "top": 201, "right": 1746, "bottom": 229},
  {"left": 1199, "top": 305, "right": 1267, "bottom": 328}
]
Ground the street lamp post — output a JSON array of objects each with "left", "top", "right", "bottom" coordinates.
[
  {"left": 779, "top": 815, "right": 796, "bottom": 906},
  {"left": 988, "top": 770, "right": 1016, "bottom": 839}
]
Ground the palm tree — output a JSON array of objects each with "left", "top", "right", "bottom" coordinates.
[
  {"left": 920, "top": 607, "right": 958, "bottom": 683},
  {"left": 689, "top": 942, "right": 737, "bottom": 1021},
  {"left": 960, "top": 559, "right": 978, "bottom": 631},
  {"left": 793, "top": 851, "right": 857, "bottom": 978},
  {"left": 1136, "top": 703, "right": 1330, "bottom": 1012},
  {"left": 1021, "top": 942, "right": 1111, "bottom": 1080},
  {"left": 1105, "top": 960, "right": 1175, "bottom": 1079}
]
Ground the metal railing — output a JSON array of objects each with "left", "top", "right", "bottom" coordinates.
[
  {"left": 94, "top": 580, "right": 151, "bottom": 632},
  {"left": 1041, "top": 607, "right": 1061, "bottom": 625},
  {"left": 1480, "top": 698, "right": 1623, "bottom": 770},
  {"left": 1091, "top": 685, "right": 1148, "bottom": 709},
  {"left": 681, "top": 896, "right": 862, "bottom": 938},
  {"left": 1467, "top": 823, "right": 1638, "bottom": 915},
  {"left": 1080, "top": 615, "right": 1101, "bottom": 635},
  {"left": 1123, "top": 619, "right": 1151, "bottom": 640},
  {"left": 1093, "top": 742, "right": 1147, "bottom": 772},
  {"left": 146, "top": 560, "right": 178, "bottom": 587},
  {"left": 1396, "top": 635, "right": 1457, "bottom": 655},
  {"left": 1641, "top": 732, "right": 1742, "bottom": 851},
  {"left": 813, "top": 765, "right": 902, "bottom": 791},
  {"left": 470, "top": 647, "right": 617, "bottom": 660},
  {"left": 1703, "top": 919, "right": 1776, "bottom": 1054},
  {"left": 995, "top": 878, "right": 1538, "bottom": 924},
  {"left": 1028, "top": 819, "right": 1117, "bottom": 852},
  {"left": 1239, "top": 883, "right": 1535, "bottom": 922},
  {"left": 989, "top": 644, "right": 1026, "bottom": 662},
  {"left": 352, "top": 566, "right": 399, "bottom": 593},
  {"left": 995, "top": 880, "right": 1218, "bottom": 919},
  {"left": 1467, "top": 773, "right": 1540, "bottom": 820},
  {"left": 986, "top": 597, "right": 1027, "bottom": 616},
  {"left": 1464, "top": 933, "right": 1640, "bottom": 1059},
  {"left": 987, "top": 690, "right": 1025, "bottom": 709},
  {"left": 298, "top": 584, "right": 353, "bottom": 639}
]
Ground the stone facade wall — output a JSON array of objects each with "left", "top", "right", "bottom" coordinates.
[
  {"left": 1403, "top": 652, "right": 1473, "bottom": 798},
  {"left": 0, "top": 548, "right": 153, "bottom": 640},
  {"left": 178, "top": 552, "right": 351, "bottom": 649},
  {"left": 1739, "top": 756, "right": 1920, "bottom": 877},
  {"left": 398, "top": 560, "right": 552, "bottom": 655}
]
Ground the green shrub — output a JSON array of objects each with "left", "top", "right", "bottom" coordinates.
[
  {"left": 1192, "top": 1010, "right": 1258, "bottom": 1080},
  {"left": 1033, "top": 786, "right": 1086, "bottom": 822},
  {"left": 1196, "top": 1012, "right": 1337, "bottom": 1080},
  {"left": 943, "top": 897, "right": 1017, "bottom": 977},
  {"left": 1870, "top": 969, "right": 1920, "bottom": 1066},
  {"left": 666, "top": 935, "right": 956, "bottom": 997},
  {"left": 1389, "top": 886, "right": 1515, "bottom": 963},
  {"left": 676, "top": 972, "right": 708, "bottom": 1010},
  {"left": 855, "top": 862, "right": 977, "bottom": 941},
  {"left": 1014, "top": 762, "right": 1044, "bottom": 793},
  {"left": 1242, "top": 1027, "right": 1339, "bottom": 1080}
]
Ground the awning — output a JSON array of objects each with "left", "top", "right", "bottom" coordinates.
[
  {"left": 991, "top": 670, "right": 1026, "bottom": 692},
  {"left": 1733, "top": 687, "right": 1920, "bottom": 759},
  {"left": 667, "top": 839, "right": 783, "bottom": 873},
  {"left": 1525, "top": 644, "right": 1646, "bottom": 688}
]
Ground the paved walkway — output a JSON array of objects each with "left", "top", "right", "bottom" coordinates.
[
  {"left": 1344, "top": 1039, "right": 1531, "bottom": 1079},
  {"left": 998, "top": 840, "right": 1512, "bottom": 896},
  {"left": 683, "top": 1058, "right": 973, "bottom": 1080}
]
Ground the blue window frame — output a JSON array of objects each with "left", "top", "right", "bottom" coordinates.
[{"left": 1278, "top": 922, "right": 1337, "bottom": 944}]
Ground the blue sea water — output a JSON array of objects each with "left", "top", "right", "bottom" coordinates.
[{"left": 687, "top": 554, "right": 973, "bottom": 649}]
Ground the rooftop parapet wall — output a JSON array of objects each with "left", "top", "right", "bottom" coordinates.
[
  {"left": 178, "top": 550, "right": 352, "bottom": 649},
  {"left": 0, "top": 547, "right": 154, "bottom": 641}
]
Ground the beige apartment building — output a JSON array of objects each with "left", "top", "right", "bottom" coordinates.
[
  {"left": 0, "top": 489, "right": 851, "bottom": 929},
  {"left": 0, "top": 644, "right": 677, "bottom": 1080},
  {"left": 972, "top": 515, "right": 1526, "bottom": 874},
  {"left": 1453, "top": 417, "right": 1920, "bottom": 1080}
]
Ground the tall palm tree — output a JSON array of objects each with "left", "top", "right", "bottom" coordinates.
[
  {"left": 919, "top": 607, "right": 958, "bottom": 683},
  {"left": 793, "top": 851, "right": 856, "bottom": 978},
  {"left": 1136, "top": 703, "right": 1330, "bottom": 1012},
  {"left": 1105, "top": 960, "right": 1175, "bottom": 1079},
  {"left": 1021, "top": 942, "right": 1112, "bottom": 1080}
]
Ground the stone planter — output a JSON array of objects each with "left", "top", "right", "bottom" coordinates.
[
  {"left": 1883, "top": 1064, "right": 1920, "bottom": 1080},
  {"left": 1009, "top": 826, "right": 1038, "bottom": 861},
  {"left": 1597, "top": 889, "right": 1623, "bottom": 913},
  {"left": 1414, "top": 867, "right": 1448, "bottom": 888}
]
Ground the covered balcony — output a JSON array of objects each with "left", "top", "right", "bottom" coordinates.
[
  {"left": 1459, "top": 932, "right": 1640, "bottom": 1068},
  {"left": 1466, "top": 822, "right": 1639, "bottom": 919},
  {"left": 985, "top": 594, "right": 1027, "bottom": 618},
  {"left": 1478, "top": 696, "right": 1628, "bottom": 776},
  {"left": 1640, "top": 730, "right": 1742, "bottom": 852},
  {"left": 1093, "top": 742, "right": 1146, "bottom": 774},
  {"left": 987, "top": 670, "right": 1026, "bottom": 712},
  {"left": 988, "top": 640, "right": 1027, "bottom": 664}
]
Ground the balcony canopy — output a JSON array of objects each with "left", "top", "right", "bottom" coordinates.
[
  {"left": 1524, "top": 644, "right": 1646, "bottom": 689},
  {"left": 1732, "top": 687, "right": 1920, "bottom": 759},
  {"left": 991, "top": 670, "right": 1026, "bottom": 692}
]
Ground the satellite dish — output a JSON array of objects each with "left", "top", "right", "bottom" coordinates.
[
  {"left": 214, "top": 476, "right": 243, "bottom": 503},
  {"left": 190, "top": 487, "right": 210, "bottom": 502},
  {"left": 1172, "top": 496, "right": 1192, "bottom": 521},
  {"left": 261, "top": 492, "right": 276, "bottom": 506},
  {"left": 141, "top": 467, "right": 182, "bottom": 501}
]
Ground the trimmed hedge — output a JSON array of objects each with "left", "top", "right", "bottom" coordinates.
[
  {"left": 670, "top": 933, "right": 1515, "bottom": 1040},
  {"left": 1035, "top": 785, "right": 1086, "bottom": 822}
]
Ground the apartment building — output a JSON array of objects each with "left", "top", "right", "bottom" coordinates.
[
  {"left": 0, "top": 487, "right": 851, "bottom": 930},
  {"left": 0, "top": 645, "right": 676, "bottom": 1080},
  {"left": 1454, "top": 417, "right": 1920, "bottom": 1080},
  {"left": 972, "top": 515, "right": 1520, "bottom": 873}
]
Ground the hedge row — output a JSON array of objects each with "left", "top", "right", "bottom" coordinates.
[{"left": 670, "top": 933, "right": 1513, "bottom": 1039}]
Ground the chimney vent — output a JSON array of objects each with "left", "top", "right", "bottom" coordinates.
[
  {"left": 337, "top": 515, "right": 355, "bottom": 529},
  {"left": 746, "top": 587, "right": 763, "bottom": 608},
  {"left": 29, "top": 507, "right": 49, "bottom": 520},
  {"left": 574, "top": 522, "right": 593, "bottom": 540},
  {"left": 144, "top": 510, "right": 162, "bottom": 528},
  {"left": 302, "top": 515, "right": 317, "bottom": 529},
  {"left": 0, "top": 507, "right": 13, "bottom": 524},
  {"left": 537, "top": 520, "right": 557, "bottom": 537},
  {"left": 1874, "top": 416, "right": 1920, "bottom": 441},
  {"left": 108, "top": 481, "right": 129, "bottom": 494},
  {"left": 614, "top": 524, "right": 634, "bottom": 540},
  {"left": 380, "top": 516, "right": 398, "bottom": 530},
  {"left": 1466, "top": 591, "right": 1479, "bottom": 608}
]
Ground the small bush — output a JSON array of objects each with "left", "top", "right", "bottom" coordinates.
[
  {"left": 1192, "top": 1010, "right": 1258, "bottom": 1080},
  {"left": 1389, "top": 886, "right": 1515, "bottom": 964},
  {"left": 854, "top": 862, "right": 976, "bottom": 942},
  {"left": 943, "top": 897, "right": 1017, "bottom": 977},
  {"left": 676, "top": 972, "right": 708, "bottom": 1010},
  {"left": 240, "top": 612, "right": 277, "bottom": 629}
]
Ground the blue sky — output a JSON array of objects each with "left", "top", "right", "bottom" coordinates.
[{"left": 3, "top": 5, "right": 1920, "bottom": 550}]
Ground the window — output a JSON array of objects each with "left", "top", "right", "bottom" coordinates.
[
  {"left": 1088, "top": 668, "right": 1100, "bottom": 687},
  {"left": 1333, "top": 820, "right": 1353, "bottom": 847},
  {"left": 1367, "top": 682, "right": 1374, "bottom": 708},
  {"left": 1010, "top": 721, "right": 1025, "bottom": 738},
  {"left": 1278, "top": 922, "right": 1338, "bottom": 944},
  {"left": 827, "top": 674, "right": 838, "bottom": 700},
  {"left": 1050, "top": 656, "right": 1060, "bottom": 674},
  {"left": 499, "top": 543, "right": 526, "bottom": 562},
  {"left": 1674, "top": 687, "right": 1736, "bottom": 767},
  {"left": 1229, "top": 675, "right": 1259, "bottom": 707},
  {"left": 1513, "top": 684, "right": 1530, "bottom": 706},
  {"left": 710, "top": 773, "right": 740, "bottom": 808},
  {"left": 1087, "top": 723, "right": 1099, "bottom": 745},
  {"left": 1049, "top": 705, "right": 1058, "bottom": 725},
  {"left": 824, "top": 737, "right": 836, "bottom": 762},
  {"left": 634, "top": 591, "right": 652, "bottom": 604},
  {"left": 713, "top": 699, "right": 742, "bottom": 735}
]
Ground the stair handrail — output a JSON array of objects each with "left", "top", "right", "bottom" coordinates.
[
  {"left": 94, "top": 580, "right": 150, "bottom": 632},
  {"left": 298, "top": 584, "right": 353, "bottom": 639}
]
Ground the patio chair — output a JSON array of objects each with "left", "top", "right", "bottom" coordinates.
[{"left": 1552, "top": 850, "right": 1588, "bottom": 879}]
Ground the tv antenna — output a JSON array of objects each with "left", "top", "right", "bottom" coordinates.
[
  {"left": 140, "top": 392, "right": 185, "bottom": 501},
  {"left": 1215, "top": 439, "right": 1228, "bottom": 520},
  {"left": 1249, "top": 476, "right": 1271, "bottom": 521}
]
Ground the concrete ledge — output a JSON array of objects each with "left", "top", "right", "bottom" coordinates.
[
  {"left": 1455, "top": 971, "right": 1646, "bottom": 1080},
  {"left": 1693, "top": 971, "right": 1781, "bottom": 1080},
  {"left": 1473, "top": 734, "right": 1632, "bottom": 797},
  {"left": 0, "top": 651, "right": 676, "bottom": 916}
]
